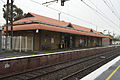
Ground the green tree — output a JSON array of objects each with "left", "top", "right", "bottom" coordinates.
[{"left": 3, "top": 3, "right": 25, "bottom": 21}]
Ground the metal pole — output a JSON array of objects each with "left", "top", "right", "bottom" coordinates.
[
  {"left": 25, "top": 36, "right": 27, "bottom": 52},
  {"left": 5, "top": 0, "right": 9, "bottom": 51},
  {"left": 10, "top": 0, "right": 13, "bottom": 50},
  {"left": 0, "top": 26, "right": 2, "bottom": 52},
  {"left": 20, "top": 36, "right": 22, "bottom": 52},
  {"left": 58, "top": 12, "right": 61, "bottom": 21}
]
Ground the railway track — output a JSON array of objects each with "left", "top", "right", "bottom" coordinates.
[
  {"left": 60, "top": 52, "right": 119, "bottom": 80},
  {"left": 0, "top": 48, "right": 120, "bottom": 80}
]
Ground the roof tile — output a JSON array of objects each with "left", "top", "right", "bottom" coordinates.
[{"left": 6, "top": 12, "right": 111, "bottom": 39}]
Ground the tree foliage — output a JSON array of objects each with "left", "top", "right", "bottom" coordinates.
[
  {"left": 3, "top": 3, "right": 25, "bottom": 21},
  {"left": 105, "top": 34, "right": 120, "bottom": 41}
]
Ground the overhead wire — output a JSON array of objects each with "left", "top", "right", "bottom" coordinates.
[
  {"left": 103, "top": 0, "right": 119, "bottom": 20},
  {"left": 107, "top": 0, "right": 120, "bottom": 19},
  {"left": 103, "top": 0, "right": 120, "bottom": 32},
  {"left": 73, "top": 0, "right": 111, "bottom": 31},
  {"left": 1, "top": 0, "right": 5, "bottom": 3},
  {"left": 30, "top": 0, "right": 103, "bottom": 28},
  {"left": 80, "top": 0, "right": 120, "bottom": 34},
  {"left": 102, "top": 0, "right": 120, "bottom": 20},
  {"left": 88, "top": 0, "right": 119, "bottom": 32},
  {"left": 80, "top": 0, "right": 119, "bottom": 31},
  {"left": 108, "top": 0, "right": 116, "bottom": 11}
]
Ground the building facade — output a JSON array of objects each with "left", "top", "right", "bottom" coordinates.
[{"left": 3, "top": 12, "right": 111, "bottom": 51}]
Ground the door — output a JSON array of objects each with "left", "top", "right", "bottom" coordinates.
[{"left": 34, "top": 33, "right": 40, "bottom": 51}]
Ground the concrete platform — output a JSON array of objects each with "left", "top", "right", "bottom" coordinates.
[
  {"left": 95, "top": 60, "right": 120, "bottom": 80},
  {"left": 81, "top": 56, "right": 120, "bottom": 80},
  {"left": 0, "top": 45, "right": 117, "bottom": 59}
]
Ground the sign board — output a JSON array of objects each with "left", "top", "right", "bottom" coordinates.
[
  {"left": 0, "top": 26, "right": 2, "bottom": 30},
  {"left": 51, "top": 38, "right": 54, "bottom": 43}
]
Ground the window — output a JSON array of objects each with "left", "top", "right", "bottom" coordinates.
[
  {"left": 67, "top": 23, "right": 73, "bottom": 28},
  {"left": 90, "top": 29, "right": 93, "bottom": 32}
]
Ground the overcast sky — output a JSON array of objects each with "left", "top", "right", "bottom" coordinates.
[{"left": 0, "top": 0, "right": 120, "bottom": 36}]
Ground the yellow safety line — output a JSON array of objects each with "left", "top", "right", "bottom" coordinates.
[{"left": 106, "top": 65, "right": 120, "bottom": 80}]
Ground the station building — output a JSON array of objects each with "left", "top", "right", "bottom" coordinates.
[{"left": 4, "top": 12, "right": 112, "bottom": 51}]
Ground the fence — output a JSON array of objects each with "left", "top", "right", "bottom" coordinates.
[{"left": 2, "top": 36, "right": 33, "bottom": 52}]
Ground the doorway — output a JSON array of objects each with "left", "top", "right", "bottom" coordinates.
[
  {"left": 64, "top": 35, "right": 75, "bottom": 48},
  {"left": 65, "top": 35, "right": 70, "bottom": 48}
]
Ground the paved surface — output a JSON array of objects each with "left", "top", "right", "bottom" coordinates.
[
  {"left": 95, "top": 60, "right": 120, "bottom": 80},
  {"left": 0, "top": 47, "right": 95, "bottom": 58},
  {"left": 0, "top": 45, "right": 117, "bottom": 58},
  {"left": 0, "top": 51, "right": 35, "bottom": 58}
]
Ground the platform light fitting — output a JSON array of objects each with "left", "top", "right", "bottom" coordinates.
[{"left": 36, "top": 29, "right": 39, "bottom": 33}]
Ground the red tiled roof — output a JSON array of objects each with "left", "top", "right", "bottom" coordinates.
[
  {"left": 14, "top": 12, "right": 68, "bottom": 27},
  {"left": 4, "top": 12, "right": 111, "bottom": 39},
  {"left": 4, "top": 23, "right": 110, "bottom": 38},
  {"left": 14, "top": 12, "right": 97, "bottom": 33}
]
